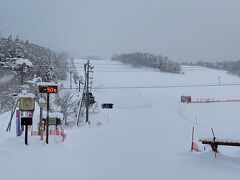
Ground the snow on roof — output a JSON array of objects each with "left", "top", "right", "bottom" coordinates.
[
  {"left": 37, "top": 82, "right": 58, "bottom": 86},
  {"left": 18, "top": 92, "right": 35, "bottom": 98},
  {"left": 15, "top": 58, "right": 33, "bottom": 67},
  {"left": 43, "top": 112, "right": 63, "bottom": 119},
  {"left": 39, "top": 98, "right": 46, "bottom": 104},
  {"left": 26, "top": 76, "right": 42, "bottom": 84},
  {"left": 199, "top": 138, "right": 240, "bottom": 144}
]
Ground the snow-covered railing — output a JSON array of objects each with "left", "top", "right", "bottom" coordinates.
[{"left": 199, "top": 137, "right": 240, "bottom": 152}]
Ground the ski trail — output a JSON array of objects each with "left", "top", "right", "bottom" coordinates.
[{"left": 178, "top": 104, "right": 197, "bottom": 125}]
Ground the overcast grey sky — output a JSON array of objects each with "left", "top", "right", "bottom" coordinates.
[{"left": 0, "top": 0, "right": 240, "bottom": 62}]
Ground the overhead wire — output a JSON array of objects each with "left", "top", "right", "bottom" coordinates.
[
  {"left": 60, "top": 83, "right": 240, "bottom": 90},
  {"left": 74, "top": 64, "right": 217, "bottom": 72}
]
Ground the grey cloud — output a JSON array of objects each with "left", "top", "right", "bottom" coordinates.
[{"left": 1, "top": 0, "right": 240, "bottom": 62}]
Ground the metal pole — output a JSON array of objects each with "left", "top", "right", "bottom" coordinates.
[
  {"left": 39, "top": 105, "right": 43, "bottom": 140},
  {"left": 25, "top": 124, "right": 28, "bottom": 145},
  {"left": 76, "top": 76, "right": 86, "bottom": 126},
  {"left": 6, "top": 98, "right": 18, "bottom": 132},
  {"left": 46, "top": 93, "right": 50, "bottom": 144}
]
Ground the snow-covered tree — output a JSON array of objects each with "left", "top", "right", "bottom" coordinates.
[
  {"left": 55, "top": 91, "right": 76, "bottom": 125},
  {"left": 0, "top": 33, "right": 70, "bottom": 112},
  {"left": 14, "top": 36, "right": 25, "bottom": 58}
]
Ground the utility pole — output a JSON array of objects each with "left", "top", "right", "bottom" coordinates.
[
  {"left": 85, "top": 60, "right": 90, "bottom": 124},
  {"left": 79, "top": 80, "right": 81, "bottom": 92},
  {"left": 70, "top": 63, "right": 73, "bottom": 89},
  {"left": 76, "top": 62, "right": 94, "bottom": 127},
  {"left": 218, "top": 76, "right": 221, "bottom": 86}
]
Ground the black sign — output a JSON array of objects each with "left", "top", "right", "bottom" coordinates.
[
  {"left": 83, "top": 92, "right": 96, "bottom": 105},
  {"left": 43, "top": 118, "right": 61, "bottom": 125},
  {"left": 39, "top": 85, "right": 58, "bottom": 93},
  {"left": 21, "top": 117, "right": 33, "bottom": 125},
  {"left": 101, "top": 103, "right": 113, "bottom": 109}
]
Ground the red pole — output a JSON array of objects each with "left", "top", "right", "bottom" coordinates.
[{"left": 191, "top": 126, "right": 194, "bottom": 151}]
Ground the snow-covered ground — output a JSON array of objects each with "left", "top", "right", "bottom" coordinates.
[{"left": 1, "top": 60, "right": 240, "bottom": 179}]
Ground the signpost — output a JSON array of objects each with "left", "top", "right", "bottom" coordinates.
[
  {"left": 38, "top": 83, "right": 58, "bottom": 144},
  {"left": 101, "top": 103, "right": 114, "bottom": 124},
  {"left": 18, "top": 93, "right": 35, "bottom": 145},
  {"left": 42, "top": 118, "right": 61, "bottom": 126},
  {"left": 101, "top": 103, "right": 113, "bottom": 109}
]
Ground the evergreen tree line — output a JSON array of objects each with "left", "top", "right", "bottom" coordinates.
[
  {"left": 183, "top": 60, "right": 240, "bottom": 77},
  {"left": 0, "top": 34, "right": 69, "bottom": 81},
  {"left": 111, "top": 52, "right": 181, "bottom": 74}
]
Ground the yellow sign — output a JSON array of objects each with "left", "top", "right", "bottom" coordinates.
[{"left": 19, "top": 97, "right": 35, "bottom": 111}]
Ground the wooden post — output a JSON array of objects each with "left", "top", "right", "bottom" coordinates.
[
  {"left": 191, "top": 126, "right": 194, "bottom": 151},
  {"left": 211, "top": 128, "right": 217, "bottom": 157}
]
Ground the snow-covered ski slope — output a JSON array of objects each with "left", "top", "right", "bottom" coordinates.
[{"left": 1, "top": 59, "right": 240, "bottom": 179}]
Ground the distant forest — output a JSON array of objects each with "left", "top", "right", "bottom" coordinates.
[
  {"left": 111, "top": 52, "right": 181, "bottom": 74},
  {"left": 183, "top": 60, "right": 240, "bottom": 77},
  {"left": 0, "top": 33, "right": 69, "bottom": 112},
  {"left": 81, "top": 55, "right": 102, "bottom": 60}
]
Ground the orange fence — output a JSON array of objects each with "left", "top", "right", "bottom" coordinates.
[
  {"left": 31, "top": 128, "right": 67, "bottom": 142},
  {"left": 190, "top": 99, "right": 240, "bottom": 104}
]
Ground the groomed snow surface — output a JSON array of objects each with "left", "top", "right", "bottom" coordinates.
[{"left": 1, "top": 60, "right": 240, "bottom": 179}]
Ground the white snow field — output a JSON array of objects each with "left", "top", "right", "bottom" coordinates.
[{"left": 1, "top": 60, "right": 240, "bottom": 179}]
